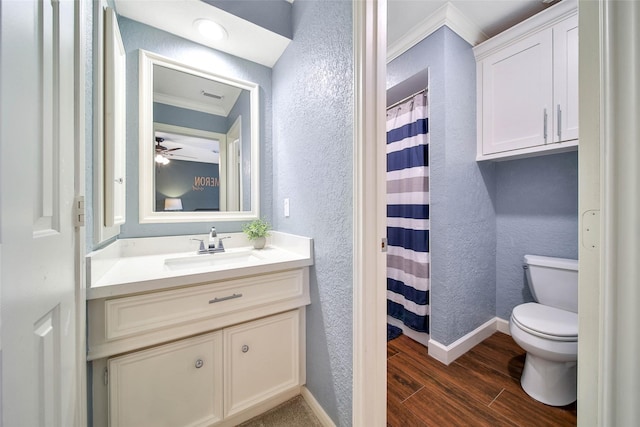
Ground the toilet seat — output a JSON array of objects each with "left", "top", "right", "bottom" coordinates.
[{"left": 511, "top": 303, "right": 577, "bottom": 342}]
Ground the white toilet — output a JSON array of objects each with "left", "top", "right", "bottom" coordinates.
[{"left": 509, "top": 254, "right": 578, "bottom": 406}]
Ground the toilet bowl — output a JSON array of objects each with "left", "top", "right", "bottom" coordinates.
[{"left": 509, "top": 255, "right": 578, "bottom": 406}]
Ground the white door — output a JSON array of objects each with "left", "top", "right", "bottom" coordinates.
[
  {"left": 223, "top": 310, "right": 300, "bottom": 417},
  {"left": 0, "top": 1, "right": 80, "bottom": 426},
  {"left": 552, "top": 14, "right": 579, "bottom": 143},
  {"left": 481, "top": 28, "right": 553, "bottom": 154},
  {"left": 109, "top": 331, "right": 224, "bottom": 427}
]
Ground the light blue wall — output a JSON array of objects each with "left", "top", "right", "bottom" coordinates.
[
  {"left": 388, "top": 27, "right": 497, "bottom": 346},
  {"left": 153, "top": 103, "right": 227, "bottom": 132},
  {"left": 117, "top": 17, "right": 273, "bottom": 239},
  {"left": 495, "top": 152, "right": 579, "bottom": 319},
  {"left": 388, "top": 26, "right": 579, "bottom": 345},
  {"left": 272, "top": 1, "right": 353, "bottom": 425}
]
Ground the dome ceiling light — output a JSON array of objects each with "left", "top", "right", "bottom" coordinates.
[{"left": 193, "top": 18, "right": 227, "bottom": 41}]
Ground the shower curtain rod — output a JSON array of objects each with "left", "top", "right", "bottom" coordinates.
[{"left": 386, "top": 87, "right": 428, "bottom": 110}]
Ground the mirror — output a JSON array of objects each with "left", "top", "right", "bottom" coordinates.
[{"left": 139, "top": 49, "right": 260, "bottom": 223}]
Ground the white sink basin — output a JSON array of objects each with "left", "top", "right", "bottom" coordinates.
[{"left": 164, "top": 249, "right": 265, "bottom": 271}]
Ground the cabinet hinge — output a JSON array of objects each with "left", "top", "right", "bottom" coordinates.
[
  {"left": 74, "top": 196, "right": 85, "bottom": 227},
  {"left": 104, "top": 367, "right": 109, "bottom": 386}
]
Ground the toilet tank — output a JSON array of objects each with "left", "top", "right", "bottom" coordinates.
[{"left": 524, "top": 255, "right": 579, "bottom": 313}]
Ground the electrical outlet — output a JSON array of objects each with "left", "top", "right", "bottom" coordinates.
[{"left": 284, "top": 198, "right": 290, "bottom": 217}]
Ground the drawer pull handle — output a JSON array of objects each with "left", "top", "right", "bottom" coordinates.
[
  {"left": 209, "top": 293, "right": 243, "bottom": 304},
  {"left": 242, "top": 345, "right": 249, "bottom": 353},
  {"left": 195, "top": 359, "right": 204, "bottom": 369}
]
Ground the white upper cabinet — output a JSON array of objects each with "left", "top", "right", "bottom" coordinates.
[
  {"left": 553, "top": 14, "right": 579, "bottom": 143},
  {"left": 474, "top": 0, "right": 578, "bottom": 161}
]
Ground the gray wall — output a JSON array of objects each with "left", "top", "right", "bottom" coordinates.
[
  {"left": 388, "top": 26, "right": 579, "bottom": 345},
  {"left": 117, "top": 17, "right": 273, "bottom": 239},
  {"left": 272, "top": 1, "right": 353, "bottom": 425},
  {"left": 495, "top": 152, "right": 579, "bottom": 319}
]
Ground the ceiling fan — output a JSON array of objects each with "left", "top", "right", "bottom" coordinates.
[
  {"left": 155, "top": 136, "right": 182, "bottom": 154},
  {"left": 154, "top": 136, "right": 196, "bottom": 164}
]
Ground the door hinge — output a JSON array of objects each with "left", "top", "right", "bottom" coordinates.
[
  {"left": 381, "top": 238, "right": 388, "bottom": 252},
  {"left": 74, "top": 196, "right": 85, "bottom": 227},
  {"left": 104, "top": 367, "right": 109, "bottom": 386}
]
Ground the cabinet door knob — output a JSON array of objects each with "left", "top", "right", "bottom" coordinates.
[
  {"left": 241, "top": 345, "right": 249, "bottom": 353},
  {"left": 195, "top": 359, "right": 204, "bottom": 368}
]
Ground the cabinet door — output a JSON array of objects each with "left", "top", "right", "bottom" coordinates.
[
  {"left": 481, "top": 28, "right": 553, "bottom": 154},
  {"left": 553, "top": 14, "right": 579, "bottom": 142},
  {"left": 224, "top": 310, "right": 300, "bottom": 417},
  {"left": 108, "top": 331, "right": 223, "bottom": 427}
]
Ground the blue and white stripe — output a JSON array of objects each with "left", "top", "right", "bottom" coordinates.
[{"left": 386, "top": 91, "right": 430, "bottom": 334}]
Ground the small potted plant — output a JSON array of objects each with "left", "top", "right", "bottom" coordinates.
[{"left": 242, "top": 218, "right": 271, "bottom": 249}]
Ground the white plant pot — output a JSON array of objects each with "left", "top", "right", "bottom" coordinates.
[{"left": 252, "top": 236, "right": 266, "bottom": 249}]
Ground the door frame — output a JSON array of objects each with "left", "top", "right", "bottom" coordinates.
[
  {"left": 74, "top": 0, "right": 88, "bottom": 425},
  {"left": 352, "top": 1, "right": 387, "bottom": 425}
]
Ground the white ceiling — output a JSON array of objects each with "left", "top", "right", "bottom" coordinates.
[
  {"left": 114, "top": 0, "right": 290, "bottom": 68},
  {"left": 116, "top": 0, "right": 556, "bottom": 68},
  {"left": 388, "top": 0, "right": 553, "bottom": 48},
  {"left": 153, "top": 65, "right": 242, "bottom": 117}
]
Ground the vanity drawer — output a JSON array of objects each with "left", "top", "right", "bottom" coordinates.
[{"left": 105, "top": 269, "right": 304, "bottom": 340}]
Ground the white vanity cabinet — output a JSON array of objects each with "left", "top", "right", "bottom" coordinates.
[
  {"left": 108, "top": 331, "right": 224, "bottom": 427},
  {"left": 223, "top": 310, "right": 301, "bottom": 418},
  {"left": 474, "top": 0, "right": 578, "bottom": 161},
  {"left": 89, "top": 267, "right": 310, "bottom": 427}
]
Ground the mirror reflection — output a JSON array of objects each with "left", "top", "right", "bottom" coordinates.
[
  {"left": 153, "top": 64, "right": 248, "bottom": 213},
  {"left": 139, "top": 50, "right": 260, "bottom": 223}
]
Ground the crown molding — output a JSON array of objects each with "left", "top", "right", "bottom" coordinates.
[{"left": 387, "top": 2, "right": 488, "bottom": 63}]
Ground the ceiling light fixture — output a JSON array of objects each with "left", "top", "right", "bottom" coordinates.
[
  {"left": 194, "top": 19, "right": 227, "bottom": 41},
  {"left": 155, "top": 153, "right": 170, "bottom": 165}
]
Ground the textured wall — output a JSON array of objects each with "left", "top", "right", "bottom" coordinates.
[
  {"left": 271, "top": 1, "right": 353, "bottom": 425},
  {"left": 117, "top": 17, "right": 273, "bottom": 239},
  {"left": 387, "top": 27, "right": 497, "bottom": 346},
  {"left": 388, "top": 27, "right": 579, "bottom": 344},
  {"left": 495, "top": 152, "right": 579, "bottom": 319}
]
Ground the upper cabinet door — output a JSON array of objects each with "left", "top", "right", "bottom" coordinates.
[
  {"left": 552, "top": 14, "right": 579, "bottom": 143},
  {"left": 474, "top": 0, "right": 578, "bottom": 161},
  {"left": 480, "top": 29, "right": 553, "bottom": 155},
  {"left": 104, "top": 6, "right": 126, "bottom": 227}
]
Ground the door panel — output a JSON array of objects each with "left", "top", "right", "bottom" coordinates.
[
  {"left": 0, "top": 1, "right": 79, "bottom": 425},
  {"left": 482, "top": 29, "right": 553, "bottom": 154}
]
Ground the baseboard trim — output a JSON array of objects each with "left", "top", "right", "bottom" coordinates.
[
  {"left": 387, "top": 315, "right": 430, "bottom": 347},
  {"left": 496, "top": 317, "right": 511, "bottom": 335},
  {"left": 301, "top": 386, "right": 336, "bottom": 427},
  {"left": 428, "top": 317, "right": 509, "bottom": 365}
]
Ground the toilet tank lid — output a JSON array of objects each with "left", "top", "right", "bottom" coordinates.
[{"left": 524, "top": 255, "right": 578, "bottom": 271}]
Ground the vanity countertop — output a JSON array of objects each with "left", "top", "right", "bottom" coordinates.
[{"left": 86, "top": 231, "right": 313, "bottom": 300}]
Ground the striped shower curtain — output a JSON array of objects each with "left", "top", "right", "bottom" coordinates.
[{"left": 386, "top": 91, "right": 430, "bottom": 334}]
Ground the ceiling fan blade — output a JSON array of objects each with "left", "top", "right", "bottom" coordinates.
[{"left": 166, "top": 147, "right": 182, "bottom": 152}]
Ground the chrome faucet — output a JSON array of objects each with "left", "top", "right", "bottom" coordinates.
[
  {"left": 209, "top": 227, "right": 218, "bottom": 250},
  {"left": 191, "top": 227, "right": 230, "bottom": 254}
]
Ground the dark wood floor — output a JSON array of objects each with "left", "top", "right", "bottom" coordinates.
[{"left": 387, "top": 332, "right": 577, "bottom": 426}]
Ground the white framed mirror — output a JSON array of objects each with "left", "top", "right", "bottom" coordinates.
[{"left": 138, "top": 49, "right": 260, "bottom": 223}]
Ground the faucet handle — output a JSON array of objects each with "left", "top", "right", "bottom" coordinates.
[
  {"left": 190, "top": 238, "right": 206, "bottom": 253},
  {"left": 217, "top": 236, "right": 230, "bottom": 250}
]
